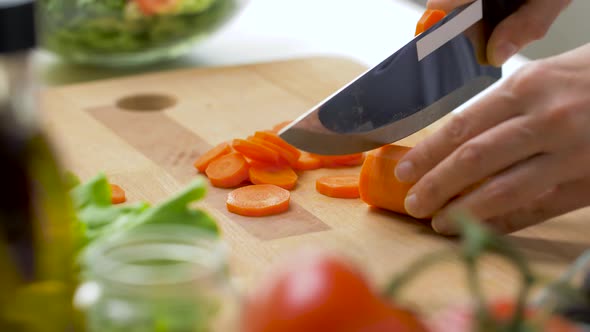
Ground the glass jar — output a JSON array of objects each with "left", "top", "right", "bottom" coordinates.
[{"left": 75, "top": 224, "right": 239, "bottom": 332}]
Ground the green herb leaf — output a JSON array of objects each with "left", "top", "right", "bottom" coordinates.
[
  {"left": 100, "top": 176, "right": 219, "bottom": 236},
  {"left": 70, "top": 173, "right": 219, "bottom": 249}
]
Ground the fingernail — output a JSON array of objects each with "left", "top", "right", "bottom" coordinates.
[
  {"left": 395, "top": 161, "right": 415, "bottom": 182},
  {"left": 404, "top": 193, "right": 420, "bottom": 217},
  {"left": 432, "top": 213, "right": 456, "bottom": 236},
  {"left": 493, "top": 42, "right": 518, "bottom": 66}
]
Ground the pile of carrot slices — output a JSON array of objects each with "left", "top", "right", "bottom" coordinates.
[{"left": 192, "top": 121, "right": 367, "bottom": 217}]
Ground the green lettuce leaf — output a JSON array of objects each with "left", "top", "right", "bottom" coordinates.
[{"left": 70, "top": 173, "right": 219, "bottom": 248}]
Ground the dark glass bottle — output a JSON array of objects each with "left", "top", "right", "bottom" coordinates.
[{"left": 0, "top": 1, "right": 79, "bottom": 330}]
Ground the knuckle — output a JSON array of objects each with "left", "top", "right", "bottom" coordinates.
[
  {"left": 506, "top": 62, "right": 550, "bottom": 97},
  {"left": 482, "top": 181, "right": 515, "bottom": 205},
  {"left": 543, "top": 103, "right": 583, "bottom": 139},
  {"left": 445, "top": 112, "right": 472, "bottom": 145},
  {"left": 413, "top": 141, "right": 435, "bottom": 166},
  {"left": 513, "top": 121, "right": 541, "bottom": 148},
  {"left": 419, "top": 179, "right": 442, "bottom": 202},
  {"left": 455, "top": 143, "right": 484, "bottom": 168}
]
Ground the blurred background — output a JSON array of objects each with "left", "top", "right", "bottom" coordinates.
[
  {"left": 409, "top": 0, "right": 590, "bottom": 59},
  {"left": 34, "top": 0, "right": 589, "bottom": 86}
]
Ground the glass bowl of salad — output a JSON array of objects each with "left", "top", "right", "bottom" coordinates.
[{"left": 38, "top": 0, "right": 249, "bottom": 67}]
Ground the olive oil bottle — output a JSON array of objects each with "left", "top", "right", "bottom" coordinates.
[{"left": 0, "top": 1, "right": 80, "bottom": 330}]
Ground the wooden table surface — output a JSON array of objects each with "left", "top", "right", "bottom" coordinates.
[{"left": 41, "top": 56, "right": 590, "bottom": 313}]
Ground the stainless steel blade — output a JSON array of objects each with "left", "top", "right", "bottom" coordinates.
[{"left": 279, "top": 0, "right": 501, "bottom": 155}]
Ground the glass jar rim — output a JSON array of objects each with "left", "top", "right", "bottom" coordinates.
[{"left": 80, "top": 224, "right": 227, "bottom": 290}]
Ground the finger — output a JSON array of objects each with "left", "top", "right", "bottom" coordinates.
[
  {"left": 484, "top": 176, "right": 590, "bottom": 234},
  {"left": 431, "top": 145, "right": 590, "bottom": 235},
  {"left": 426, "top": 0, "right": 473, "bottom": 12},
  {"left": 404, "top": 115, "right": 544, "bottom": 219},
  {"left": 395, "top": 87, "right": 522, "bottom": 184},
  {"left": 487, "top": 0, "right": 571, "bottom": 66}
]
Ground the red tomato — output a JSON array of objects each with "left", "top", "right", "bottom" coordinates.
[
  {"left": 428, "top": 299, "right": 581, "bottom": 332},
  {"left": 133, "top": 0, "right": 178, "bottom": 16},
  {"left": 241, "top": 250, "right": 428, "bottom": 332},
  {"left": 357, "top": 299, "right": 432, "bottom": 332}
]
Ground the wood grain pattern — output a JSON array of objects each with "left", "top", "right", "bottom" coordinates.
[
  {"left": 87, "top": 106, "right": 329, "bottom": 240},
  {"left": 41, "top": 56, "right": 590, "bottom": 313}
]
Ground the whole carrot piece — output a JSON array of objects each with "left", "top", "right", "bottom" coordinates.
[{"left": 359, "top": 145, "right": 414, "bottom": 215}]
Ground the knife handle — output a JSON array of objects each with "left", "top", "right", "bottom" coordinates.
[{"left": 483, "top": 0, "right": 526, "bottom": 29}]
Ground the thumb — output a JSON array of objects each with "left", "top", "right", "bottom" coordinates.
[{"left": 487, "top": 0, "right": 571, "bottom": 66}]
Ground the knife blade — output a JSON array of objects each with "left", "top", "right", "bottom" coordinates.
[{"left": 279, "top": 0, "right": 525, "bottom": 155}]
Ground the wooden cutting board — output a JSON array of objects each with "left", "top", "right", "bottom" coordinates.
[{"left": 41, "top": 56, "right": 590, "bottom": 313}]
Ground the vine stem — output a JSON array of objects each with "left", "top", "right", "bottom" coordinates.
[
  {"left": 382, "top": 249, "right": 457, "bottom": 299},
  {"left": 382, "top": 211, "right": 540, "bottom": 332}
]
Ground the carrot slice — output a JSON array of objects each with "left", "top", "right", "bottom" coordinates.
[
  {"left": 249, "top": 164, "right": 298, "bottom": 190},
  {"left": 244, "top": 156, "right": 275, "bottom": 168},
  {"left": 110, "top": 184, "right": 127, "bottom": 204},
  {"left": 193, "top": 142, "right": 232, "bottom": 173},
  {"left": 316, "top": 175, "right": 360, "bottom": 199},
  {"left": 315, "top": 153, "right": 365, "bottom": 168},
  {"left": 359, "top": 145, "right": 414, "bottom": 215},
  {"left": 415, "top": 9, "right": 446, "bottom": 36},
  {"left": 294, "top": 151, "right": 322, "bottom": 170},
  {"left": 248, "top": 136, "right": 299, "bottom": 165},
  {"left": 205, "top": 152, "right": 250, "bottom": 188},
  {"left": 270, "top": 120, "right": 293, "bottom": 133},
  {"left": 232, "top": 138, "right": 281, "bottom": 165},
  {"left": 226, "top": 184, "right": 290, "bottom": 217},
  {"left": 254, "top": 131, "right": 301, "bottom": 166}
]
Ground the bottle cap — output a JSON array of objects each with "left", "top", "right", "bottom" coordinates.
[{"left": 0, "top": 0, "right": 36, "bottom": 54}]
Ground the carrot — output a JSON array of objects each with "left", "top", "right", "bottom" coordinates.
[
  {"left": 205, "top": 152, "right": 250, "bottom": 188},
  {"left": 193, "top": 142, "right": 232, "bottom": 173},
  {"left": 314, "top": 153, "right": 365, "bottom": 168},
  {"left": 253, "top": 131, "right": 301, "bottom": 166},
  {"left": 415, "top": 9, "right": 446, "bottom": 36},
  {"left": 249, "top": 164, "right": 298, "bottom": 190},
  {"left": 270, "top": 120, "right": 293, "bottom": 133},
  {"left": 359, "top": 145, "right": 414, "bottom": 215},
  {"left": 110, "top": 184, "right": 127, "bottom": 204},
  {"left": 316, "top": 175, "right": 360, "bottom": 199},
  {"left": 232, "top": 138, "right": 281, "bottom": 165},
  {"left": 226, "top": 184, "right": 290, "bottom": 217},
  {"left": 294, "top": 151, "right": 322, "bottom": 170},
  {"left": 244, "top": 156, "right": 274, "bottom": 168},
  {"left": 247, "top": 136, "right": 298, "bottom": 167}
]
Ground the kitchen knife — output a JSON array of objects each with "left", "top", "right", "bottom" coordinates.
[{"left": 279, "top": 0, "right": 525, "bottom": 155}]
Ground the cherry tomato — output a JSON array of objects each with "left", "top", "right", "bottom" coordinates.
[
  {"left": 241, "top": 250, "right": 428, "bottom": 332},
  {"left": 357, "top": 299, "right": 432, "bottom": 332},
  {"left": 133, "top": 0, "right": 178, "bottom": 16},
  {"left": 428, "top": 299, "right": 581, "bottom": 332}
]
